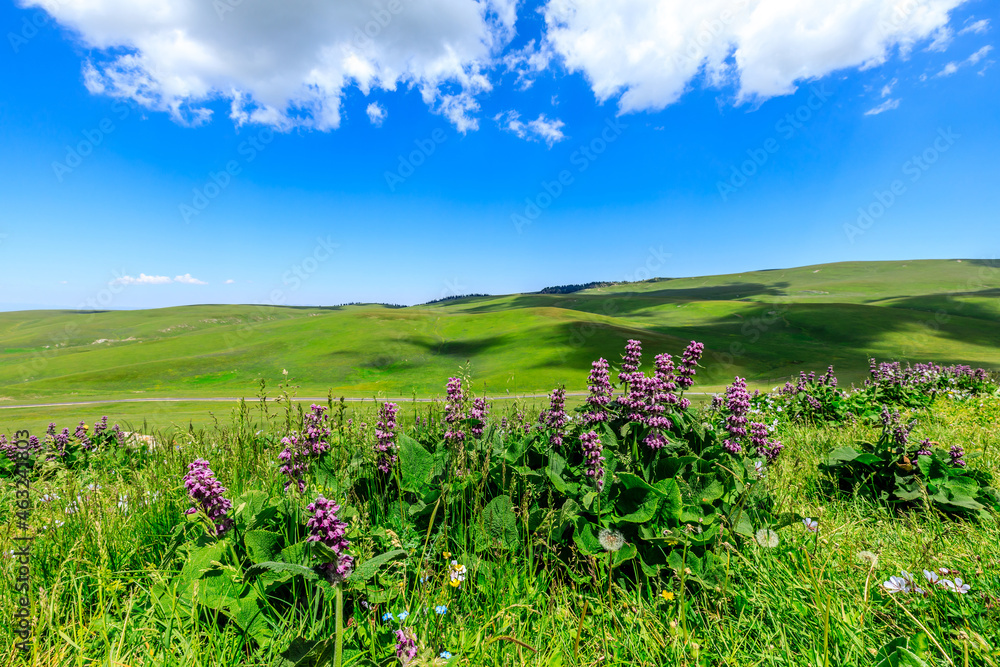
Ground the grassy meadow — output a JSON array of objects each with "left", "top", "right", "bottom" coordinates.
[{"left": 1, "top": 260, "right": 998, "bottom": 413}]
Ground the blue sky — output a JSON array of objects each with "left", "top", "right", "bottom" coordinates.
[{"left": 1, "top": 0, "right": 997, "bottom": 310}]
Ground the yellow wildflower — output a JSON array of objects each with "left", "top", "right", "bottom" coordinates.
[{"left": 660, "top": 591, "right": 675, "bottom": 602}]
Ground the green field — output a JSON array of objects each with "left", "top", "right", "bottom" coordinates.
[{"left": 2, "top": 259, "right": 998, "bottom": 413}]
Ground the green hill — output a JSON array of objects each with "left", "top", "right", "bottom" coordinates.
[{"left": 1, "top": 259, "right": 998, "bottom": 404}]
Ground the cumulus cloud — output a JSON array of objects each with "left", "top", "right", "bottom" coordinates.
[
  {"left": 542, "top": 0, "right": 968, "bottom": 113},
  {"left": 366, "top": 102, "right": 387, "bottom": 126},
  {"left": 25, "top": 0, "right": 518, "bottom": 131},
  {"left": 494, "top": 111, "right": 566, "bottom": 146},
  {"left": 110, "top": 273, "right": 207, "bottom": 286},
  {"left": 864, "top": 97, "right": 900, "bottom": 115},
  {"left": 224, "top": 279, "right": 235, "bottom": 284},
  {"left": 174, "top": 273, "right": 208, "bottom": 285},
  {"left": 24, "top": 0, "right": 976, "bottom": 128},
  {"left": 937, "top": 45, "right": 994, "bottom": 76}
]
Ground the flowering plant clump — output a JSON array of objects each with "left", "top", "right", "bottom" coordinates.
[
  {"left": 580, "top": 430, "right": 605, "bottom": 489},
  {"left": 721, "top": 377, "right": 750, "bottom": 454},
  {"left": 278, "top": 404, "right": 331, "bottom": 492},
  {"left": 183, "top": 458, "right": 233, "bottom": 536},
  {"left": 305, "top": 495, "right": 354, "bottom": 583},
  {"left": 375, "top": 401, "right": 400, "bottom": 474},
  {"left": 821, "top": 407, "right": 999, "bottom": 518}
]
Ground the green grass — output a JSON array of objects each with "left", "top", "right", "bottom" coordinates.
[
  {"left": 2, "top": 395, "right": 998, "bottom": 665},
  {"left": 1, "top": 260, "right": 998, "bottom": 408}
]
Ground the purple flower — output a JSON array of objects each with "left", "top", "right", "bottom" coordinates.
[
  {"left": 394, "top": 628, "right": 418, "bottom": 666},
  {"left": 75, "top": 420, "right": 93, "bottom": 452},
  {"left": 546, "top": 387, "right": 567, "bottom": 448},
  {"left": 469, "top": 397, "right": 490, "bottom": 438},
  {"left": 375, "top": 402, "right": 400, "bottom": 474},
  {"left": 306, "top": 495, "right": 354, "bottom": 583},
  {"left": 676, "top": 341, "right": 704, "bottom": 390},
  {"left": 580, "top": 430, "right": 605, "bottom": 489},
  {"left": 183, "top": 459, "right": 233, "bottom": 536},
  {"left": 750, "top": 421, "right": 782, "bottom": 463},
  {"left": 915, "top": 439, "right": 933, "bottom": 459},
  {"left": 949, "top": 445, "right": 966, "bottom": 468},
  {"left": 444, "top": 378, "right": 466, "bottom": 445},
  {"left": 618, "top": 339, "right": 642, "bottom": 385},
  {"left": 279, "top": 405, "right": 332, "bottom": 492},
  {"left": 723, "top": 377, "right": 750, "bottom": 454},
  {"left": 584, "top": 358, "right": 613, "bottom": 425}
]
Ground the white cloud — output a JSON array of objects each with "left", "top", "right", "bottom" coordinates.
[
  {"left": 25, "top": 0, "right": 518, "bottom": 132},
  {"left": 959, "top": 19, "right": 990, "bottom": 35},
  {"left": 936, "top": 45, "right": 994, "bottom": 76},
  {"left": 542, "top": 0, "right": 968, "bottom": 113},
  {"left": 503, "top": 40, "right": 555, "bottom": 89},
  {"left": 110, "top": 273, "right": 207, "bottom": 286},
  {"left": 224, "top": 279, "right": 235, "bottom": 284},
  {"left": 864, "top": 97, "right": 900, "bottom": 115},
  {"left": 927, "top": 26, "right": 953, "bottom": 52},
  {"left": 494, "top": 111, "right": 566, "bottom": 146},
  {"left": 366, "top": 102, "right": 387, "bottom": 126},
  {"left": 111, "top": 273, "right": 173, "bottom": 286}
]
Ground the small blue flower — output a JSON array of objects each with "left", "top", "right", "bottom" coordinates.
[
  {"left": 440, "top": 650, "right": 453, "bottom": 659},
  {"left": 398, "top": 610, "right": 410, "bottom": 620},
  {"left": 434, "top": 605, "right": 447, "bottom": 615},
  {"left": 381, "top": 612, "right": 394, "bottom": 622}
]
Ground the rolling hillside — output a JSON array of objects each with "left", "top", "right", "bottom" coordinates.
[{"left": 1, "top": 259, "right": 998, "bottom": 405}]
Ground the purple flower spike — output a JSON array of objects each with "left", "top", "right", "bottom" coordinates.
[
  {"left": 723, "top": 377, "right": 750, "bottom": 454},
  {"left": 444, "top": 377, "right": 466, "bottom": 445},
  {"left": 375, "top": 402, "right": 400, "bottom": 474},
  {"left": 580, "top": 430, "right": 605, "bottom": 489},
  {"left": 584, "top": 358, "right": 613, "bottom": 425},
  {"left": 677, "top": 341, "right": 704, "bottom": 390},
  {"left": 306, "top": 495, "right": 354, "bottom": 583},
  {"left": 546, "top": 387, "right": 568, "bottom": 448},
  {"left": 395, "top": 628, "right": 418, "bottom": 666},
  {"left": 469, "top": 397, "right": 490, "bottom": 438},
  {"left": 183, "top": 458, "right": 233, "bottom": 536},
  {"left": 619, "top": 339, "right": 642, "bottom": 385}
]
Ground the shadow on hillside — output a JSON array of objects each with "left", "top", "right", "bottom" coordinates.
[
  {"left": 457, "top": 282, "right": 791, "bottom": 317},
  {"left": 406, "top": 334, "right": 510, "bottom": 358},
  {"left": 967, "top": 259, "right": 1000, "bottom": 269},
  {"left": 883, "top": 291, "right": 1000, "bottom": 323}
]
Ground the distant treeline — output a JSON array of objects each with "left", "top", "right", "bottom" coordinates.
[
  {"left": 421, "top": 293, "right": 492, "bottom": 305},
  {"left": 330, "top": 302, "right": 407, "bottom": 308},
  {"left": 537, "top": 281, "right": 617, "bottom": 294}
]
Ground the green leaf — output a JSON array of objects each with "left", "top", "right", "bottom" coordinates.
[
  {"left": 244, "top": 561, "right": 319, "bottom": 583},
  {"left": 653, "top": 478, "right": 683, "bottom": 521},
  {"left": 823, "top": 446, "right": 862, "bottom": 466},
  {"left": 350, "top": 548, "right": 407, "bottom": 583},
  {"left": 573, "top": 521, "right": 602, "bottom": 555},
  {"left": 612, "top": 542, "right": 637, "bottom": 567},
  {"left": 482, "top": 496, "right": 520, "bottom": 548},
  {"left": 244, "top": 530, "right": 282, "bottom": 564},
  {"left": 613, "top": 473, "right": 660, "bottom": 523},
  {"left": 398, "top": 433, "right": 436, "bottom": 491}
]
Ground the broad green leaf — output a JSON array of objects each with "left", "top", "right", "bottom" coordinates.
[
  {"left": 244, "top": 530, "right": 282, "bottom": 564},
  {"left": 398, "top": 433, "right": 436, "bottom": 491},
  {"left": 351, "top": 548, "right": 407, "bottom": 583}
]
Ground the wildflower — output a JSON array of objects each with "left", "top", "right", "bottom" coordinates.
[
  {"left": 375, "top": 402, "right": 400, "bottom": 474},
  {"left": 443, "top": 551, "right": 451, "bottom": 559},
  {"left": 382, "top": 612, "right": 395, "bottom": 622},
  {"left": 949, "top": 445, "right": 967, "bottom": 468},
  {"left": 883, "top": 571, "right": 924, "bottom": 594},
  {"left": 660, "top": 590, "right": 675, "bottom": 602},
  {"left": 435, "top": 605, "right": 448, "bottom": 615},
  {"left": 75, "top": 421, "right": 93, "bottom": 451},
  {"left": 923, "top": 569, "right": 940, "bottom": 584},
  {"left": 395, "top": 628, "right": 418, "bottom": 666},
  {"left": 754, "top": 529, "right": 779, "bottom": 548},
  {"left": 619, "top": 339, "right": 642, "bottom": 385},
  {"left": 449, "top": 560, "right": 467, "bottom": 588},
  {"left": 802, "top": 518, "right": 819, "bottom": 532},
  {"left": 941, "top": 578, "right": 971, "bottom": 594},
  {"left": 397, "top": 610, "right": 410, "bottom": 621},
  {"left": 444, "top": 378, "right": 466, "bottom": 444},
  {"left": 545, "top": 387, "right": 568, "bottom": 448},
  {"left": 722, "top": 377, "right": 750, "bottom": 454},
  {"left": 580, "top": 430, "right": 606, "bottom": 489},
  {"left": 915, "top": 439, "right": 933, "bottom": 459},
  {"left": 468, "top": 397, "right": 490, "bottom": 438},
  {"left": 676, "top": 341, "right": 704, "bottom": 390},
  {"left": 750, "top": 421, "right": 783, "bottom": 463},
  {"left": 584, "top": 358, "right": 613, "bottom": 425},
  {"left": 305, "top": 495, "right": 354, "bottom": 583},
  {"left": 598, "top": 528, "right": 625, "bottom": 552},
  {"left": 183, "top": 459, "right": 233, "bottom": 536},
  {"left": 440, "top": 651, "right": 453, "bottom": 659}
]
